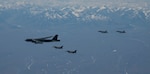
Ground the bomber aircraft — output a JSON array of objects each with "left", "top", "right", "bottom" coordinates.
[{"left": 25, "top": 34, "right": 60, "bottom": 44}]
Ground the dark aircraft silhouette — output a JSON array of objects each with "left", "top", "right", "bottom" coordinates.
[
  {"left": 66, "top": 50, "right": 77, "bottom": 53},
  {"left": 25, "top": 34, "right": 60, "bottom": 44},
  {"left": 116, "top": 30, "right": 126, "bottom": 33},
  {"left": 53, "top": 46, "right": 63, "bottom": 49},
  {"left": 98, "top": 30, "right": 108, "bottom": 33}
]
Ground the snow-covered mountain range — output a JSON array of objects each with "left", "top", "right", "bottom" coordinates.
[{"left": 0, "top": 2, "right": 150, "bottom": 29}]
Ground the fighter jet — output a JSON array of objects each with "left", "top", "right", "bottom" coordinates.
[
  {"left": 53, "top": 46, "right": 63, "bottom": 49},
  {"left": 25, "top": 34, "right": 60, "bottom": 44},
  {"left": 116, "top": 30, "right": 126, "bottom": 33},
  {"left": 66, "top": 50, "right": 77, "bottom": 53},
  {"left": 98, "top": 30, "right": 108, "bottom": 33}
]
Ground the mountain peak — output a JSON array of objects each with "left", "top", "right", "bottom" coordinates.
[{"left": 0, "top": 3, "right": 150, "bottom": 26}]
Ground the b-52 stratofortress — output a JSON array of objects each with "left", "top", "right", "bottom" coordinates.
[{"left": 25, "top": 34, "right": 60, "bottom": 44}]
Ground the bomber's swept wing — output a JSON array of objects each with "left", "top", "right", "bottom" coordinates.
[{"left": 34, "top": 36, "right": 53, "bottom": 40}]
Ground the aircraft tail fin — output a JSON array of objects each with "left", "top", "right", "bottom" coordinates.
[
  {"left": 74, "top": 50, "right": 77, "bottom": 53},
  {"left": 52, "top": 34, "right": 59, "bottom": 40}
]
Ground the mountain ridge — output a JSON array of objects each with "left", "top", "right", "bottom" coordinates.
[{"left": 0, "top": 3, "right": 150, "bottom": 29}]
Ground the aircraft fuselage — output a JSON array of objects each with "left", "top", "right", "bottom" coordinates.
[
  {"left": 25, "top": 39, "right": 60, "bottom": 44},
  {"left": 25, "top": 34, "right": 60, "bottom": 44}
]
